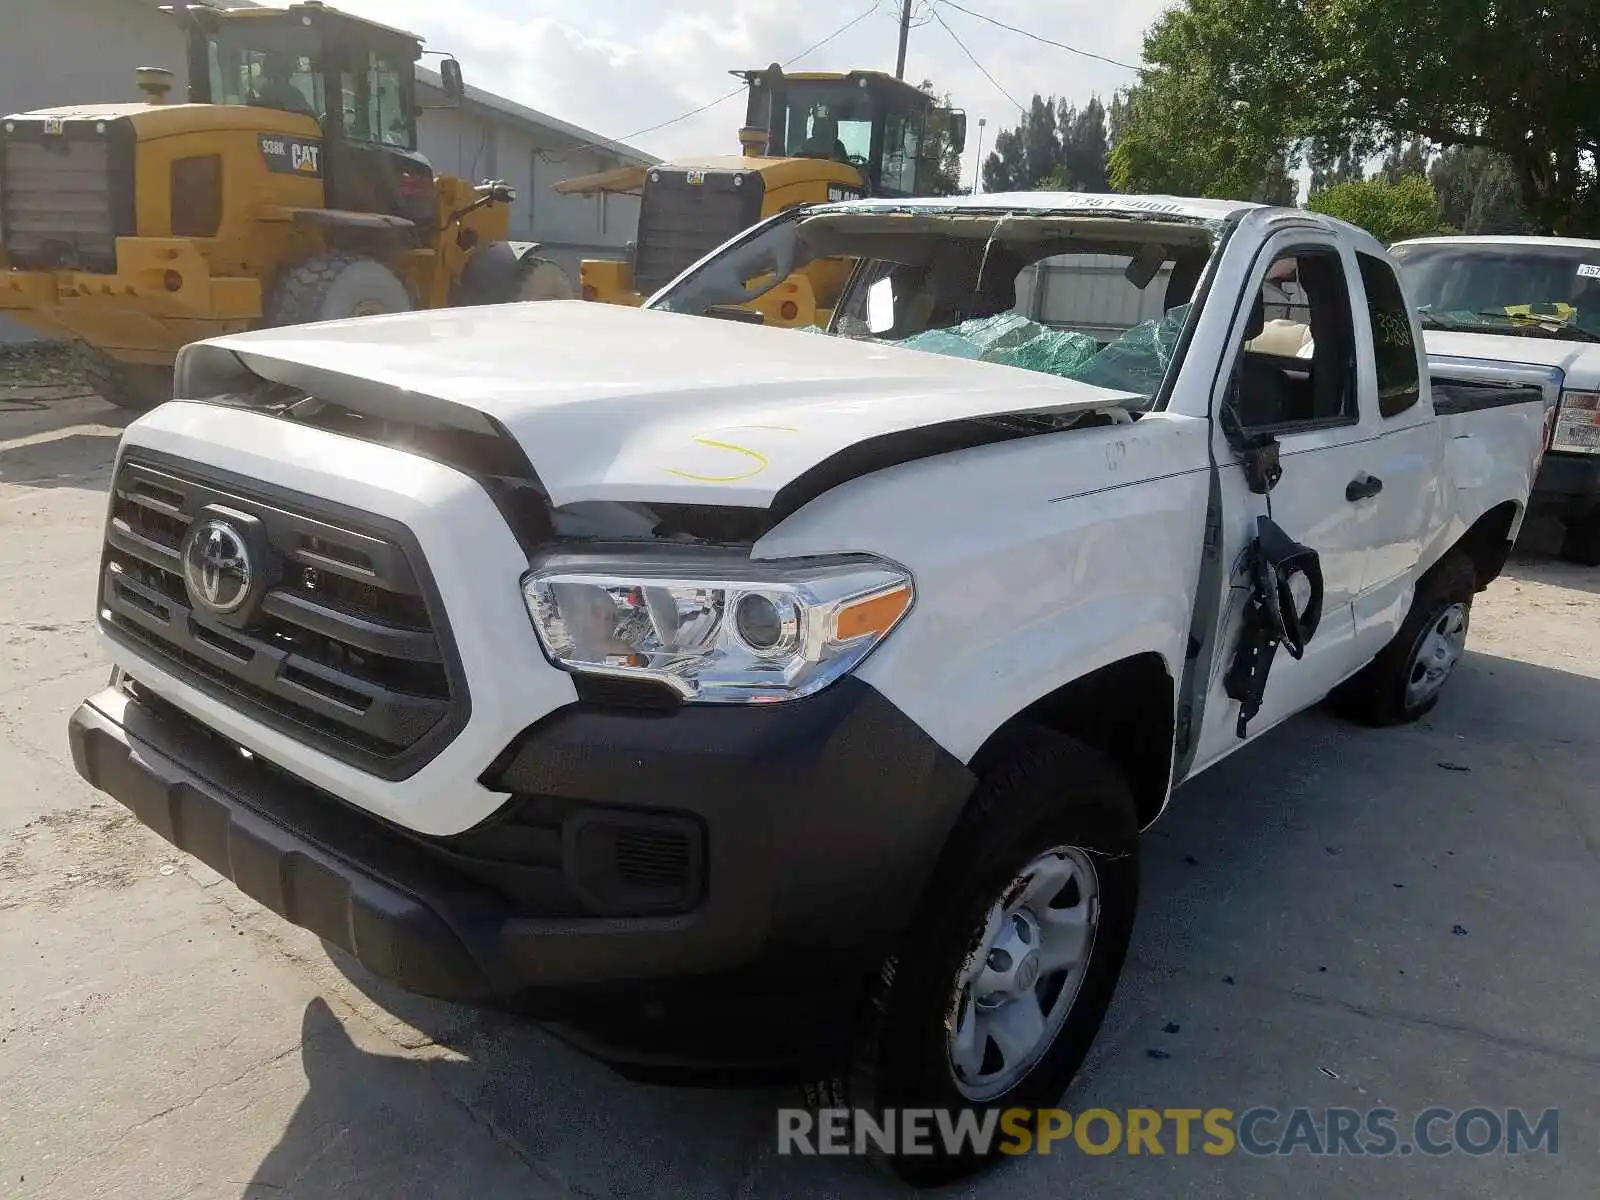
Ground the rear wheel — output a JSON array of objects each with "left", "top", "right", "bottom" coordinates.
[
  {"left": 1331, "top": 551, "right": 1477, "bottom": 726},
  {"left": 71, "top": 344, "right": 172, "bottom": 412},
  {"left": 818, "top": 725, "right": 1140, "bottom": 1185},
  {"left": 1558, "top": 510, "right": 1600, "bottom": 567},
  {"left": 264, "top": 251, "right": 412, "bottom": 326}
]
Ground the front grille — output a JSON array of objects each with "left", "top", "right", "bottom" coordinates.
[
  {"left": 99, "top": 455, "right": 468, "bottom": 778},
  {"left": 0, "top": 118, "right": 135, "bottom": 272},
  {"left": 632, "top": 168, "right": 766, "bottom": 295}
]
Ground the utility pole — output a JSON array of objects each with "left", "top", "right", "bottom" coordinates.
[
  {"left": 894, "top": 0, "right": 912, "bottom": 79},
  {"left": 973, "top": 117, "right": 987, "bottom": 194}
]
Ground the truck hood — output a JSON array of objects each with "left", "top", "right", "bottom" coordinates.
[
  {"left": 180, "top": 301, "right": 1137, "bottom": 509},
  {"left": 1423, "top": 329, "right": 1600, "bottom": 388}
]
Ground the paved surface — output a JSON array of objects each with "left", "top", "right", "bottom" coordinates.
[{"left": 2, "top": 389, "right": 1597, "bottom": 1198}]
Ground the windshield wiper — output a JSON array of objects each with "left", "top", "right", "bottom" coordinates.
[
  {"left": 1474, "top": 310, "right": 1600, "bottom": 343},
  {"left": 1417, "top": 311, "right": 1493, "bottom": 334}
]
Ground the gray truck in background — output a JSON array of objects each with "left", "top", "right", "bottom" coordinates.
[{"left": 1391, "top": 235, "right": 1600, "bottom": 564}]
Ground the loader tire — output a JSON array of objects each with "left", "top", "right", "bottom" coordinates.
[
  {"left": 512, "top": 255, "right": 575, "bottom": 301},
  {"left": 72, "top": 345, "right": 172, "bottom": 412},
  {"left": 264, "top": 252, "right": 412, "bottom": 327}
]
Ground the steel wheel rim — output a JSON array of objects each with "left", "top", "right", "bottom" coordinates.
[
  {"left": 945, "top": 845, "right": 1101, "bottom": 1102},
  {"left": 1405, "top": 601, "right": 1469, "bottom": 709}
]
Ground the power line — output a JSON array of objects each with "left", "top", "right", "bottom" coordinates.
[
  {"left": 613, "top": 1, "right": 885, "bottom": 146},
  {"left": 536, "top": 2, "right": 884, "bottom": 164},
  {"left": 786, "top": 1, "right": 885, "bottom": 68},
  {"left": 929, "top": 4, "right": 1024, "bottom": 114},
  {"left": 935, "top": 0, "right": 1142, "bottom": 72}
]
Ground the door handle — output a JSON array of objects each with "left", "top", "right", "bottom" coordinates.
[{"left": 1345, "top": 473, "right": 1384, "bottom": 502}]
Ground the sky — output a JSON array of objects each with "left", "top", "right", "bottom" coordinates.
[{"left": 312, "top": 0, "right": 1164, "bottom": 184}]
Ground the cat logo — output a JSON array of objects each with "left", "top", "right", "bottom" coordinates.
[
  {"left": 685, "top": 169, "right": 707, "bottom": 185},
  {"left": 258, "top": 133, "right": 324, "bottom": 178}
]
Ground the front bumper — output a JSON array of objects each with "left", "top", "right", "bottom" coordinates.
[
  {"left": 0, "top": 239, "right": 260, "bottom": 359},
  {"left": 69, "top": 676, "right": 972, "bottom": 1065},
  {"left": 1531, "top": 450, "right": 1600, "bottom": 519}
]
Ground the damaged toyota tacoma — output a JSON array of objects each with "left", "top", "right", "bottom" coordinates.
[{"left": 69, "top": 193, "right": 1552, "bottom": 1183}]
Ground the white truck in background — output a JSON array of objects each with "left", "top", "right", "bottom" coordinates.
[
  {"left": 1392, "top": 234, "right": 1600, "bottom": 563},
  {"left": 68, "top": 193, "right": 1550, "bottom": 1185}
]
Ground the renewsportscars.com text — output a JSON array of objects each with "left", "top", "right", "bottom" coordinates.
[{"left": 777, "top": 1106, "right": 1560, "bottom": 1158}]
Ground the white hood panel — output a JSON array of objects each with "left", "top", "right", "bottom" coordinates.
[
  {"left": 182, "top": 301, "right": 1135, "bottom": 509},
  {"left": 1424, "top": 329, "right": 1600, "bottom": 386}
]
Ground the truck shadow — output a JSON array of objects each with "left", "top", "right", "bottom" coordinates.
[
  {"left": 1505, "top": 515, "right": 1600, "bottom": 597},
  {"left": 0, "top": 394, "right": 128, "bottom": 489},
  {"left": 244, "top": 650, "right": 1600, "bottom": 1199}
]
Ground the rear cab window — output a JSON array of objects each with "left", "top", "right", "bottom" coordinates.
[{"left": 1356, "top": 252, "right": 1421, "bottom": 418}]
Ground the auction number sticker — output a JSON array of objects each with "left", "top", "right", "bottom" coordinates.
[{"left": 1577, "top": 264, "right": 1600, "bottom": 278}]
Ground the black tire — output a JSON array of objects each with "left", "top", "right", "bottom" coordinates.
[
  {"left": 512, "top": 255, "right": 575, "bottom": 301},
  {"left": 71, "top": 344, "right": 172, "bottom": 412},
  {"left": 816, "top": 725, "right": 1140, "bottom": 1186},
  {"left": 1330, "top": 551, "right": 1477, "bottom": 726},
  {"left": 263, "top": 251, "right": 412, "bottom": 327},
  {"left": 1558, "top": 511, "right": 1600, "bottom": 567}
]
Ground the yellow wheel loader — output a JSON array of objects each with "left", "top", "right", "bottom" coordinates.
[
  {"left": 556, "top": 66, "right": 965, "bottom": 328},
  {"left": 0, "top": 1, "right": 568, "bottom": 409}
]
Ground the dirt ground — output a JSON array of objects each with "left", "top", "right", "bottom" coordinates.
[{"left": 2, "top": 376, "right": 1597, "bottom": 1198}]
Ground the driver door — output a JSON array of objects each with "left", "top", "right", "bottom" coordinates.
[{"left": 1186, "top": 232, "right": 1377, "bottom": 774}]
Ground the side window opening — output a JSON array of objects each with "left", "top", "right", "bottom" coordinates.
[
  {"left": 1357, "top": 252, "right": 1422, "bottom": 418},
  {"left": 1229, "top": 246, "right": 1357, "bottom": 433}
]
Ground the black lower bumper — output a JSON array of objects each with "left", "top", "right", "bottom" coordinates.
[
  {"left": 1532, "top": 451, "right": 1600, "bottom": 519},
  {"left": 68, "top": 678, "right": 973, "bottom": 1071}
]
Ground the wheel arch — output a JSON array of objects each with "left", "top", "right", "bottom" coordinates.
[
  {"left": 970, "top": 651, "right": 1176, "bottom": 831},
  {"left": 1448, "top": 499, "right": 1520, "bottom": 591}
]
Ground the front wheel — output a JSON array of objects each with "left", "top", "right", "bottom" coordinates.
[{"left": 823, "top": 726, "right": 1140, "bottom": 1185}]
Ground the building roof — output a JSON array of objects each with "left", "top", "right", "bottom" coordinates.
[{"left": 416, "top": 66, "right": 657, "bottom": 167}]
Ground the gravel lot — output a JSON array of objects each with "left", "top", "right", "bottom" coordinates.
[{"left": 3, "top": 382, "right": 1597, "bottom": 1198}]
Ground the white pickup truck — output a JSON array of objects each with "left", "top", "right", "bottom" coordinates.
[
  {"left": 69, "top": 193, "right": 1550, "bottom": 1184},
  {"left": 1391, "top": 234, "right": 1600, "bottom": 563}
]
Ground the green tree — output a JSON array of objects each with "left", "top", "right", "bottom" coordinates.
[
  {"left": 1307, "top": 138, "right": 1367, "bottom": 194},
  {"left": 1379, "top": 138, "right": 1430, "bottom": 184},
  {"left": 1108, "top": 0, "right": 1600, "bottom": 234},
  {"left": 1429, "top": 146, "right": 1533, "bottom": 234},
  {"left": 916, "top": 80, "right": 965, "bottom": 196},
  {"left": 1307, "top": 175, "right": 1448, "bottom": 243},
  {"left": 983, "top": 94, "right": 1112, "bottom": 193}
]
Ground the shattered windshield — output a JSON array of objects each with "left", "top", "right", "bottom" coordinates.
[
  {"left": 647, "top": 207, "right": 1218, "bottom": 410},
  {"left": 1393, "top": 242, "right": 1600, "bottom": 342}
]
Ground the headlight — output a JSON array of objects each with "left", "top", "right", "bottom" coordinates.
[
  {"left": 521, "top": 550, "right": 913, "bottom": 703},
  {"left": 1552, "top": 390, "right": 1600, "bottom": 454}
]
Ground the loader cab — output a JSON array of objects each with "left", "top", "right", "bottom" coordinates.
[
  {"left": 738, "top": 67, "right": 966, "bottom": 198},
  {"left": 169, "top": 1, "right": 462, "bottom": 227}
]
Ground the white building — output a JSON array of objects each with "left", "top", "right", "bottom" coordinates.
[{"left": 1, "top": 0, "right": 652, "bottom": 339}]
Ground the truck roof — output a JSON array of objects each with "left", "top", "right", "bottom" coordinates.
[
  {"left": 1395, "top": 234, "right": 1600, "bottom": 251},
  {"left": 826, "top": 192, "right": 1263, "bottom": 224}
]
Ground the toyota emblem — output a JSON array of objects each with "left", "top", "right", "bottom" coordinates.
[{"left": 182, "top": 519, "right": 253, "bottom": 614}]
